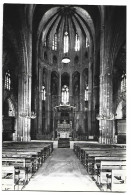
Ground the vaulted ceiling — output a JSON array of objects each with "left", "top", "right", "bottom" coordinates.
[{"left": 37, "top": 6, "right": 95, "bottom": 45}]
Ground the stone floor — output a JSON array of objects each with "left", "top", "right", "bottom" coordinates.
[{"left": 23, "top": 148, "right": 100, "bottom": 191}]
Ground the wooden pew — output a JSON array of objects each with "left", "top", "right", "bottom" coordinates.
[
  {"left": 97, "top": 160, "right": 126, "bottom": 189},
  {"left": 2, "top": 166, "right": 20, "bottom": 190},
  {"left": 85, "top": 151, "right": 126, "bottom": 174},
  {"left": 73, "top": 143, "right": 126, "bottom": 157},
  {"left": 2, "top": 156, "right": 33, "bottom": 186},
  {"left": 2, "top": 150, "right": 42, "bottom": 173},
  {"left": 3, "top": 142, "right": 53, "bottom": 154},
  {"left": 89, "top": 156, "right": 126, "bottom": 176},
  {"left": 107, "top": 169, "right": 126, "bottom": 192},
  {"left": 3, "top": 143, "right": 52, "bottom": 161},
  {"left": 80, "top": 147, "right": 126, "bottom": 163},
  {"left": 73, "top": 142, "right": 126, "bottom": 192},
  {"left": 81, "top": 148, "right": 126, "bottom": 168},
  {"left": 2, "top": 145, "right": 50, "bottom": 165},
  {"left": 2, "top": 142, "right": 53, "bottom": 190}
]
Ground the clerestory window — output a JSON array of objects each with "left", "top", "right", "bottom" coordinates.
[
  {"left": 86, "top": 37, "right": 89, "bottom": 48},
  {"left": 64, "top": 32, "right": 69, "bottom": 53},
  {"left": 52, "top": 33, "right": 57, "bottom": 51},
  {"left": 75, "top": 33, "right": 80, "bottom": 51}
]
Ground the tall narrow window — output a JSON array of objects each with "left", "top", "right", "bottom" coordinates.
[
  {"left": 42, "top": 85, "right": 46, "bottom": 101},
  {"left": 52, "top": 33, "right": 57, "bottom": 51},
  {"left": 42, "top": 31, "right": 47, "bottom": 47},
  {"left": 75, "top": 33, "right": 80, "bottom": 51},
  {"left": 85, "top": 84, "right": 88, "bottom": 101},
  {"left": 43, "top": 39, "right": 46, "bottom": 47},
  {"left": 5, "top": 70, "right": 11, "bottom": 91},
  {"left": 61, "top": 85, "right": 69, "bottom": 105},
  {"left": 121, "top": 73, "right": 126, "bottom": 92},
  {"left": 64, "top": 32, "right": 69, "bottom": 53},
  {"left": 8, "top": 99, "right": 15, "bottom": 116},
  {"left": 86, "top": 37, "right": 89, "bottom": 48}
]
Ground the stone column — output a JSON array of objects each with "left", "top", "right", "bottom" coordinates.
[
  {"left": 79, "top": 71, "right": 84, "bottom": 133},
  {"left": 80, "top": 71, "right": 83, "bottom": 111},
  {"left": 92, "top": 82, "right": 99, "bottom": 140},
  {"left": 17, "top": 29, "right": 32, "bottom": 142},
  {"left": 46, "top": 70, "right": 51, "bottom": 132},
  {"left": 37, "top": 65, "right": 43, "bottom": 137},
  {"left": 98, "top": 10, "right": 115, "bottom": 144},
  {"left": 92, "top": 48, "right": 100, "bottom": 140},
  {"left": 69, "top": 72, "right": 72, "bottom": 105},
  {"left": 88, "top": 60, "right": 93, "bottom": 138},
  {"left": 99, "top": 73, "right": 114, "bottom": 144},
  {"left": 17, "top": 72, "right": 32, "bottom": 141},
  {"left": 58, "top": 72, "right": 61, "bottom": 104},
  {"left": 17, "top": 72, "right": 24, "bottom": 141}
]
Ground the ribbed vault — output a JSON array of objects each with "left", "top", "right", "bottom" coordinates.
[{"left": 37, "top": 6, "right": 95, "bottom": 48}]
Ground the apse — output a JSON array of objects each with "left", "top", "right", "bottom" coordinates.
[{"left": 38, "top": 5, "right": 94, "bottom": 67}]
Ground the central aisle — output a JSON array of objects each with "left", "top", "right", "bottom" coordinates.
[{"left": 23, "top": 148, "right": 100, "bottom": 191}]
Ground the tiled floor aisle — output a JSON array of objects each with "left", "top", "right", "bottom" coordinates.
[{"left": 23, "top": 148, "right": 100, "bottom": 191}]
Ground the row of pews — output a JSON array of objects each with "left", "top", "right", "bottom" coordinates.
[
  {"left": 74, "top": 142, "right": 126, "bottom": 192},
  {"left": 2, "top": 141, "right": 53, "bottom": 191}
]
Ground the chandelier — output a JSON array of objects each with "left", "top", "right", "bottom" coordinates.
[
  {"left": 19, "top": 110, "right": 36, "bottom": 119},
  {"left": 96, "top": 113, "right": 114, "bottom": 120}
]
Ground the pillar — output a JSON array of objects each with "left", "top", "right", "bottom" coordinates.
[
  {"left": 69, "top": 72, "right": 72, "bottom": 104},
  {"left": 79, "top": 72, "right": 84, "bottom": 133},
  {"left": 17, "top": 27, "right": 32, "bottom": 142},
  {"left": 98, "top": 8, "right": 115, "bottom": 144},
  {"left": 88, "top": 59, "right": 93, "bottom": 139},
  {"left": 37, "top": 65, "right": 43, "bottom": 137},
  {"left": 58, "top": 72, "right": 61, "bottom": 104},
  {"left": 46, "top": 70, "right": 51, "bottom": 132}
]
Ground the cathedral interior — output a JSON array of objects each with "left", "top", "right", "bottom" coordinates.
[{"left": 2, "top": 4, "right": 126, "bottom": 192}]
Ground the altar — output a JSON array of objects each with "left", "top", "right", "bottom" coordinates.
[
  {"left": 57, "top": 120, "right": 72, "bottom": 138},
  {"left": 53, "top": 104, "right": 75, "bottom": 139}
]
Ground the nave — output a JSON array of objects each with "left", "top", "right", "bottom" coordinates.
[
  {"left": 2, "top": 4, "right": 126, "bottom": 193},
  {"left": 23, "top": 148, "right": 100, "bottom": 191}
]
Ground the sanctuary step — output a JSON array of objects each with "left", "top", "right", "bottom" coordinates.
[{"left": 58, "top": 138, "right": 70, "bottom": 148}]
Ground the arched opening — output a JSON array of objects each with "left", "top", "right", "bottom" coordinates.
[
  {"left": 113, "top": 43, "right": 126, "bottom": 144},
  {"left": 3, "top": 98, "right": 16, "bottom": 141}
]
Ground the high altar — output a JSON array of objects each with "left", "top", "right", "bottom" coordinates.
[{"left": 54, "top": 104, "right": 76, "bottom": 139}]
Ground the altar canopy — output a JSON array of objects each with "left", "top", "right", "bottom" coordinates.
[{"left": 54, "top": 105, "right": 75, "bottom": 139}]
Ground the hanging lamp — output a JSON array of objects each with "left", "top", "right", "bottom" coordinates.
[
  {"left": 62, "top": 55, "right": 70, "bottom": 63},
  {"left": 62, "top": 13, "right": 70, "bottom": 63}
]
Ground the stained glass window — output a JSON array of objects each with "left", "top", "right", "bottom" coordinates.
[
  {"left": 86, "top": 37, "right": 89, "bottom": 48},
  {"left": 52, "top": 33, "right": 57, "bottom": 51},
  {"left": 5, "top": 70, "right": 11, "bottom": 91},
  {"left": 75, "top": 33, "right": 80, "bottom": 51},
  {"left": 42, "top": 85, "right": 46, "bottom": 100},
  {"left": 85, "top": 84, "right": 88, "bottom": 101},
  {"left": 64, "top": 32, "right": 69, "bottom": 53},
  {"left": 121, "top": 73, "right": 126, "bottom": 92},
  {"left": 61, "top": 85, "right": 69, "bottom": 104}
]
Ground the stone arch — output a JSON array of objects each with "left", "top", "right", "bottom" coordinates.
[
  {"left": 72, "top": 71, "right": 80, "bottom": 96},
  {"left": 51, "top": 71, "right": 59, "bottom": 95},
  {"left": 61, "top": 72, "right": 70, "bottom": 88}
]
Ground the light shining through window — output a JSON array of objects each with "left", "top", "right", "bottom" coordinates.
[
  {"left": 64, "top": 32, "right": 69, "bottom": 53},
  {"left": 75, "top": 34, "right": 80, "bottom": 51},
  {"left": 61, "top": 85, "right": 69, "bottom": 104}
]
